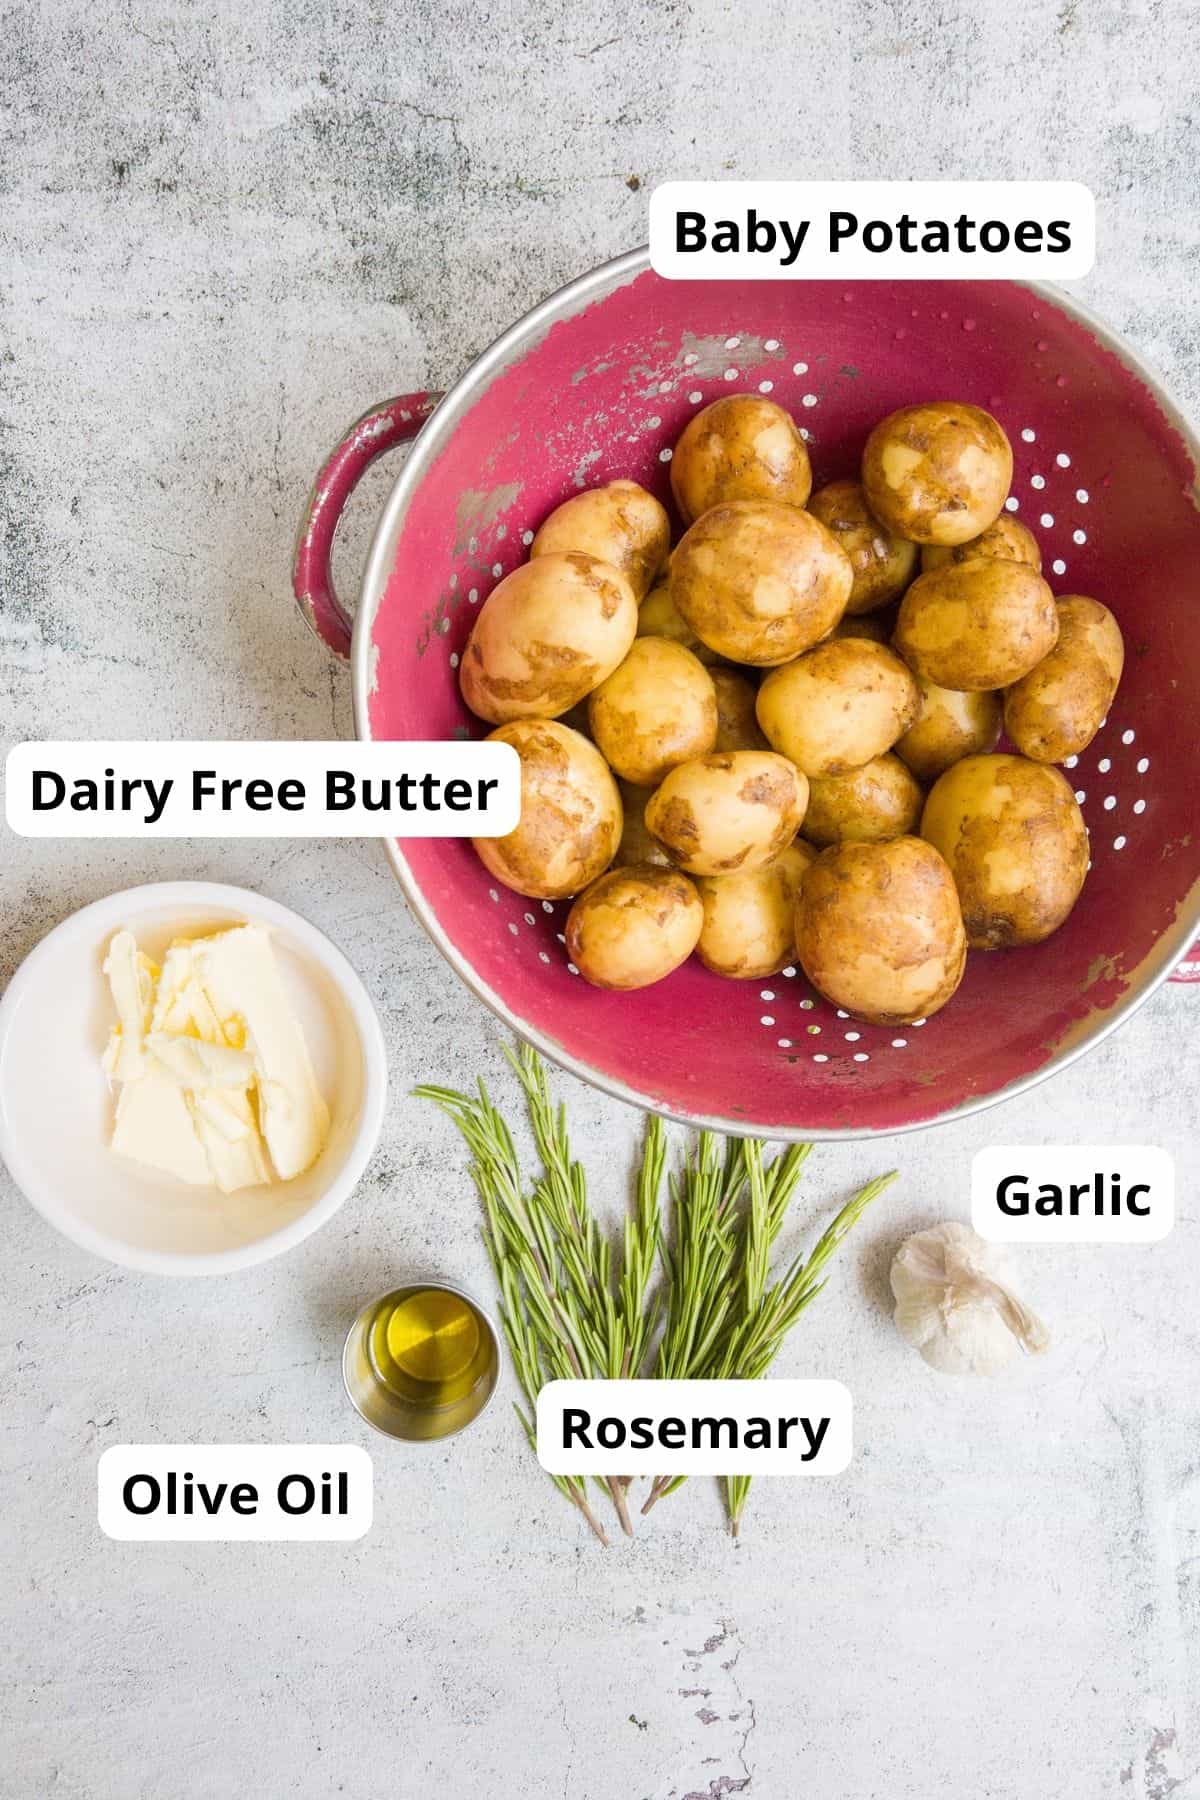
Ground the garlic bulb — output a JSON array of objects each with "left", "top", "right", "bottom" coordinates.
[{"left": 890, "top": 1221, "right": 1050, "bottom": 1377}]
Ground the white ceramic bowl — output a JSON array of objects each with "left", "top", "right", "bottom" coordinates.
[{"left": 0, "top": 882, "right": 387, "bottom": 1275}]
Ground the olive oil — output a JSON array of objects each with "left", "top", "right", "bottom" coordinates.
[
  {"left": 342, "top": 1282, "right": 500, "bottom": 1441},
  {"left": 368, "top": 1287, "right": 483, "bottom": 1405}
]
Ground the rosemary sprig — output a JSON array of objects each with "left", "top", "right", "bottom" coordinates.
[
  {"left": 416, "top": 1046, "right": 665, "bottom": 1542},
  {"left": 641, "top": 1137, "right": 813, "bottom": 1515},
  {"left": 415, "top": 1073, "right": 610, "bottom": 1543},
  {"left": 716, "top": 1169, "right": 896, "bottom": 1534},
  {"left": 643, "top": 1146, "right": 894, "bottom": 1531}
]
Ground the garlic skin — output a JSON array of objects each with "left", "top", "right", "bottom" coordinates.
[{"left": 890, "top": 1221, "right": 1050, "bottom": 1377}]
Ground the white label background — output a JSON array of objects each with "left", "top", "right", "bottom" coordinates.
[
  {"left": 649, "top": 180, "right": 1095, "bottom": 280},
  {"left": 536, "top": 1380, "right": 852, "bottom": 1476},
  {"left": 5, "top": 741, "right": 519, "bottom": 838},
  {"left": 971, "top": 1146, "right": 1174, "bottom": 1244},
  {"left": 98, "top": 1445, "right": 374, "bottom": 1541}
]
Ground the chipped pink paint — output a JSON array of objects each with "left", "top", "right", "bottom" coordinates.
[{"left": 298, "top": 259, "right": 1200, "bottom": 1136}]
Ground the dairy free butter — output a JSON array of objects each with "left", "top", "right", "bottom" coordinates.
[{"left": 102, "top": 924, "right": 329, "bottom": 1193}]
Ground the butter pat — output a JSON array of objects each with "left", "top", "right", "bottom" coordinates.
[
  {"left": 101, "top": 922, "right": 329, "bottom": 1193},
  {"left": 190, "top": 926, "right": 330, "bottom": 1182},
  {"left": 112, "top": 1067, "right": 214, "bottom": 1187},
  {"left": 102, "top": 931, "right": 158, "bottom": 1082}
]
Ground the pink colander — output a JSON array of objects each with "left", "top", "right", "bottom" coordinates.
[{"left": 294, "top": 248, "right": 1200, "bottom": 1139}]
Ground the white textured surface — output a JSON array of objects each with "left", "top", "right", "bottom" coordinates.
[{"left": 3, "top": 3, "right": 1200, "bottom": 1795}]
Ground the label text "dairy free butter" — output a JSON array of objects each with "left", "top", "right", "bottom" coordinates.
[{"left": 6, "top": 741, "right": 519, "bottom": 838}]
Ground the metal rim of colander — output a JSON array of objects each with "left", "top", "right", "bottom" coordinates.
[{"left": 352, "top": 244, "right": 1200, "bottom": 1141}]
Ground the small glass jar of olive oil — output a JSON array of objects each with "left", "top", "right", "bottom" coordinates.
[{"left": 342, "top": 1281, "right": 500, "bottom": 1442}]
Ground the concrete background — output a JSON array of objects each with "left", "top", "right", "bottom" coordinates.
[{"left": 3, "top": 0, "right": 1199, "bottom": 1794}]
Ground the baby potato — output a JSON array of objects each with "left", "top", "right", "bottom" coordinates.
[
  {"left": 695, "top": 842, "right": 816, "bottom": 979},
  {"left": 474, "top": 720, "right": 621, "bottom": 900},
  {"left": 807, "top": 479, "right": 919, "bottom": 613},
  {"left": 670, "top": 394, "right": 812, "bottom": 524},
  {"left": 802, "top": 754, "right": 924, "bottom": 848},
  {"left": 894, "top": 557, "right": 1059, "bottom": 690},
  {"left": 566, "top": 864, "right": 703, "bottom": 990},
  {"left": 645, "top": 750, "right": 808, "bottom": 876},
  {"left": 710, "top": 666, "right": 769, "bottom": 752},
  {"left": 894, "top": 675, "right": 1002, "bottom": 783},
  {"left": 796, "top": 837, "right": 966, "bottom": 1025},
  {"left": 460, "top": 552, "right": 637, "bottom": 724},
  {"left": 617, "top": 781, "right": 671, "bottom": 867},
  {"left": 756, "top": 640, "right": 921, "bottom": 777},
  {"left": 671, "top": 500, "right": 853, "bottom": 666},
  {"left": 531, "top": 480, "right": 669, "bottom": 600},
  {"left": 862, "top": 402, "right": 1013, "bottom": 545},
  {"left": 921, "top": 753, "right": 1089, "bottom": 948},
  {"left": 920, "top": 514, "right": 1042, "bottom": 574},
  {"left": 1003, "top": 595, "right": 1125, "bottom": 763},
  {"left": 637, "top": 579, "right": 721, "bottom": 665},
  {"left": 588, "top": 637, "right": 718, "bottom": 787}
]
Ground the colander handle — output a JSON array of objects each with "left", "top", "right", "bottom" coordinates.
[{"left": 293, "top": 391, "right": 442, "bottom": 658}]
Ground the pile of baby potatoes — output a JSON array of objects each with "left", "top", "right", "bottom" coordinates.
[{"left": 458, "top": 394, "right": 1124, "bottom": 1027}]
